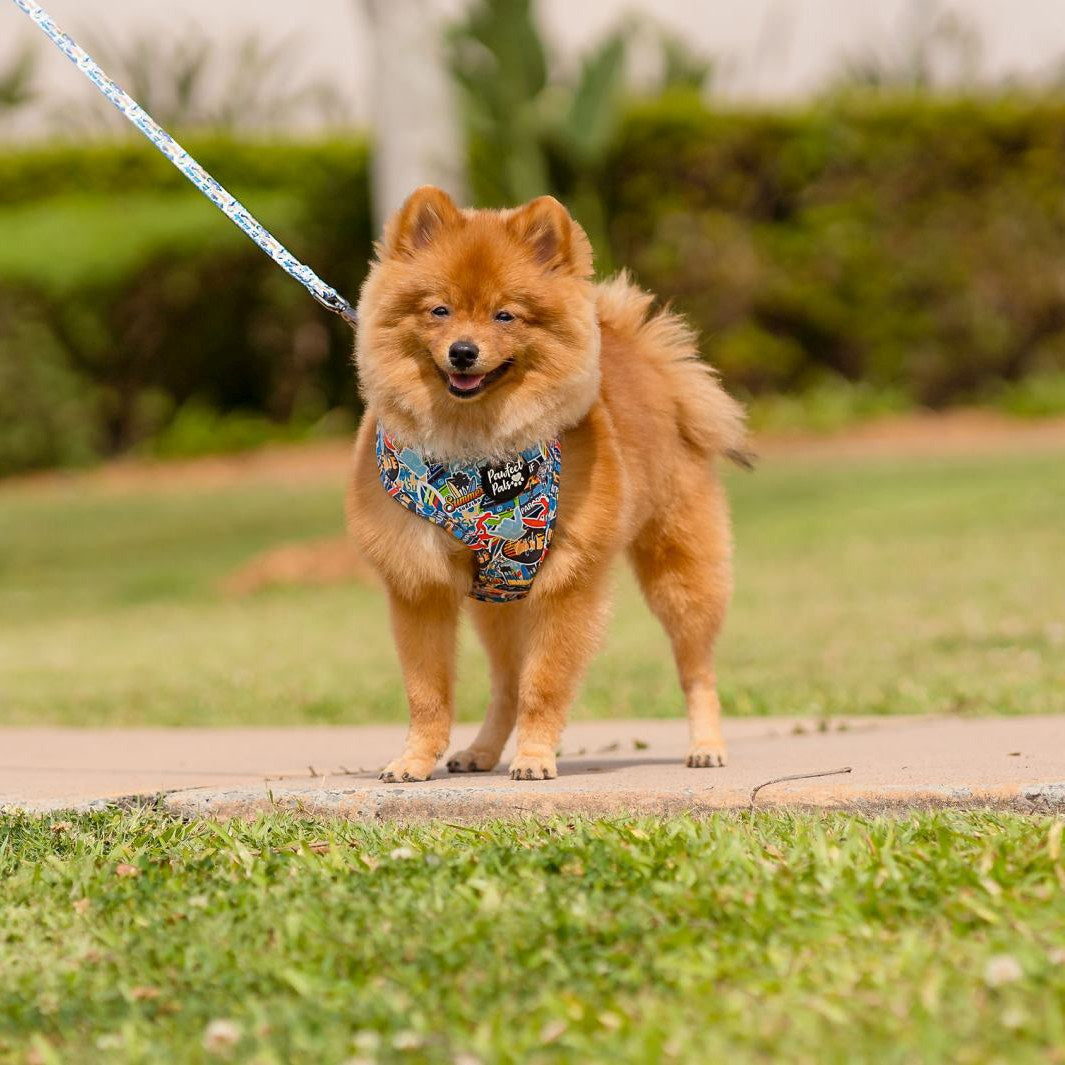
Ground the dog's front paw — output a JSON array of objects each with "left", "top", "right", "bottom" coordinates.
[
  {"left": 447, "top": 748, "right": 499, "bottom": 773},
  {"left": 379, "top": 754, "right": 436, "bottom": 783},
  {"left": 686, "top": 742, "right": 728, "bottom": 768},
  {"left": 508, "top": 752, "right": 557, "bottom": 781}
]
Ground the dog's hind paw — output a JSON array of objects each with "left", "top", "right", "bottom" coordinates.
[
  {"left": 686, "top": 742, "right": 728, "bottom": 768},
  {"left": 446, "top": 748, "right": 498, "bottom": 773}
]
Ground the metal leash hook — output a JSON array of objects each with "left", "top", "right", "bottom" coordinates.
[{"left": 9, "top": 0, "right": 359, "bottom": 327}]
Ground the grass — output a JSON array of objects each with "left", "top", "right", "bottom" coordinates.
[
  {"left": 993, "top": 371, "right": 1065, "bottom": 419},
  {"left": 0, "top": 445, "right": 1063, "bottom": 726},
  {"left": 0, "top": 189, "right": 298, "bottom": 293},
  {"left": 1, "top": 810, "right": 1063, "bottom": 1064}
]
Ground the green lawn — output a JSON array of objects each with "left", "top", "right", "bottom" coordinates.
[
  {"left": 3, "top": 449, "right": 1063, "bottom": 1063},
  {"left": 1, "top": 445, "right": 1063, "bottom": 726},
  {"left": 1, "top": 810, "right": 1062, "bottom": 1064},
  {"left": 0, "top": 189, "right": 298, "bottom": 294}
]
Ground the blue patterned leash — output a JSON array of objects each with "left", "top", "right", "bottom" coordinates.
[{"left": 9, "top": 0, "right": 358, "bottom": 326}]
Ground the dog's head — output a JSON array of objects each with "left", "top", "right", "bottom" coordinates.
[{"left": 356, "top": 187, "right": 600, "bottom": 460}]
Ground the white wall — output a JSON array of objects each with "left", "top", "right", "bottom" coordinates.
[{"left": 3, "top": 0, "right": 1065, "bottom": 136}]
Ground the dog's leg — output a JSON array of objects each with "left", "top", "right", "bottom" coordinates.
[
  {"left": 629, "top": 474, "right": 733, "bottom": 768},
  {"left": 508, "top": 579, "right": 611, "bottom": 780},
  {"left": 447, "top": 601, "right": 526, "bottom": 773},
  {"left": 380, "top": 584, "right": 461, "bottom": 782}
]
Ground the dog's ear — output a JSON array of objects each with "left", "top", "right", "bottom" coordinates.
[
  {"left": 506, "top": 196, "right": 593, "bottom": 277},
  {"left": 381, "top": 186, "right": 464, "bottom": 259}
]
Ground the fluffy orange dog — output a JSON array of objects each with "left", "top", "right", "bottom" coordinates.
[{"left": 348, "top": 187, "right": 747, "bottom": 782}]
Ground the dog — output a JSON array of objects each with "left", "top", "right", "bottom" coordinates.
[{"left": 348, "top": 187, "right": 747, "bottom": 781}]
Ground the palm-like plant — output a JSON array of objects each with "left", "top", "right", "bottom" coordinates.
[
  {"left": 446, "top": 0, "right": 630, "bottom": 269},
  {"left": 447, "top": 1, "right": 715, "bottom": 272}
]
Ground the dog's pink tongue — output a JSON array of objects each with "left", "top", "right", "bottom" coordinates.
[{"left": 448, "top": 373, "right": 485, "bottom": 392}]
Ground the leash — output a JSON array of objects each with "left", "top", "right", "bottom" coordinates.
[{"left": 9, "top": 0, "right": 358, "bottom": 326}]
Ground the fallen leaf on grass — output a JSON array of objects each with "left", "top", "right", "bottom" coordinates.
[
  {"left": 50, "top": 821, "right": 73, "bottom": 833},
  {"left": 984, "top": 955, "right": 1023, "bottom": 987},
  {"left": 73, "top": 898, "right": 91, "bottom": 914},
  {"left": 115, "top": 863, "right": 140, "bottom": 879},
  {"left": 202, "top": 1019, "right": 242, "bottom": 1055},
  {"left": 130, "top": 986, "right": 161, "bottom": 1001},
  {"left": 539, "top": 1020, "right": 567, "bottom": 1045}
]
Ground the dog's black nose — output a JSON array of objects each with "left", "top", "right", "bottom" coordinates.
[{"left": 448, "top": 340, "right": 479, "bottom": 370}]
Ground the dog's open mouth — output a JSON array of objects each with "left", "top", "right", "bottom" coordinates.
[{"left": 440, "top": 361, "right": 513, "bottom": 399}]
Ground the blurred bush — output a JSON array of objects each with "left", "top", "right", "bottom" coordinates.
[
  {"left": 608, "top": 93, "right": 1065, "bottom": 406},
  {"left": 4, "top": 95, "right": 1065, "bottom": 475},
  {"left": 0, "top": 137, "right": 370, "bottom": 475}
]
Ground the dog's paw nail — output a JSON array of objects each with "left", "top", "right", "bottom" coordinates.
[
  {"left": 686, "top": 746, "right": 727, "bottom": 769},
  {"left": 508, "top": 755, "right": 557, "bottom": 781}
]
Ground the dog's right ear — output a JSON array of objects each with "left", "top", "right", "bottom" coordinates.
[{"left": 380, "top": 186, "right": 464, "bottom": 259}]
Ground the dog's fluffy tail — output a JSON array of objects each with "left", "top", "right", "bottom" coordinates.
[{"left": 596, "top": 273, "right": 753, "bottom": 468}]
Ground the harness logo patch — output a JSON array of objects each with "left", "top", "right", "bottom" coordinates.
[
  {"left": 376, "top": 425, "right": 561, "bottom": 603},
  {"left": 480, "top": 458, "right": 531, "bottom": 504}
]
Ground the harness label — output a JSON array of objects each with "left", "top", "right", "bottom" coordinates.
[{"left": 481, "top": 458, "right": 531, "bottom": 504}]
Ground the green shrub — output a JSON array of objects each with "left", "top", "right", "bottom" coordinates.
[
  {"left": 0, "top": 137, "right": 370, "bottom": 469},
  {"left": 0, "top": 297, "right": 101, "bottom": 475},
  {"left": 608, "top": 93, "right": 1065, "bottom": 406},
  {"left": 5, "top": 98, "right": 1065, "bottom": 474},
  {"left": 747, "top": 376, "right": 912, "bottom": 434},
  {"left": 992, "top": 371, "right": 1065, "bottom": 418}
]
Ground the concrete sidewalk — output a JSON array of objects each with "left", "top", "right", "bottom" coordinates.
[{"left": 3, "top": 716, "right": 1063, "bottom": 818}]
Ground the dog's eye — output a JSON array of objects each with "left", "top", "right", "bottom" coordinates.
[
  {"left": 430, "top": 306, "right": 450, "bottom": 318},
  {"left": 494, "top": 310, "right": 515, "bottom": 323}
]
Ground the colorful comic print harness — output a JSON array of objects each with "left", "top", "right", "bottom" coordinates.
[{"left": 375, "top": 425, "right": 562, "bottom": 603}]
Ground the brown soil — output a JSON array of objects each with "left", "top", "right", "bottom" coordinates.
[
  {"left": 8, "top": 409, "right": 1065, "bottom": 498},
  {"left": 220, "top": 535, "right": 374, "bottom": 596},
  {"left": 753, "top": 408, "right": 1065, "bottom": 462},
  {"left": 10, "top": 439, "right": 354, "bottom": 497}
]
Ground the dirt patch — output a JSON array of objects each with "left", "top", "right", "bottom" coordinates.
[
  {"left": 6, "top": 409, "right": 1065, "bottom": 499},
  {"left": 753, "top": 408, "right": 1065, "bottom": 462},
  {"left": 221, "top": 535, "right": 373, "bottom": 596},
  {"left": 8, "top": 439, "right": 355, "bottom": 497}
]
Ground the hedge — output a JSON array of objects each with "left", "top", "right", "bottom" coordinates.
[
  {"left": 606, "top": 93, "right": 1065, "bottom": 403},
  {"left": 0, "top": 137, "right": 371, "bottom": 474},
  {"left": 4, "top": 97, "right": 1065, "bottom": 474}
]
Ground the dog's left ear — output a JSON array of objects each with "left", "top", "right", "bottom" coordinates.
[{"left": 507, "top": 196, "right": 593, "bottom": 277}]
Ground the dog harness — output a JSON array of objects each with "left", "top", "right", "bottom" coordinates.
[{"left": 375, "top": 424, "right": 562, "bottom": 603}]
